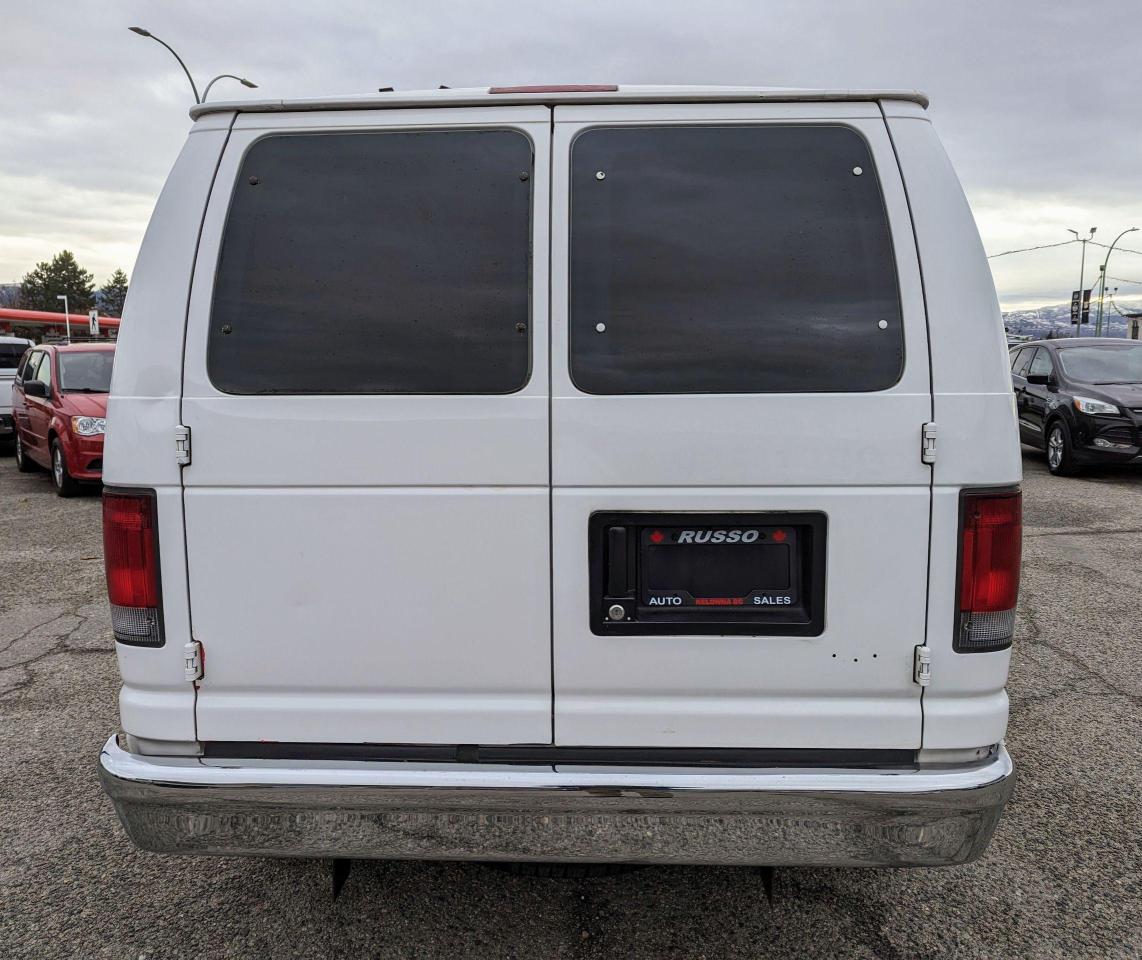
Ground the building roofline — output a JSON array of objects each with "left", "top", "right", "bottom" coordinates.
[{"left": 189, "top": 85, "right": 929, "bottom": 120}]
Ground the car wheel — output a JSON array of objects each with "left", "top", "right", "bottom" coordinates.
[
  {"left": 15, "top": 434, "right": 37, "bottom": 473},
  {"left": 51, "top": 438, "right": 81, "bottom": 497},
  {"left": 1046, "top": 420, "right": 1078, "bottom": 476}
]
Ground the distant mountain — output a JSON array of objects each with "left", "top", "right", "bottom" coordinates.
[{"left": 1002, "top": 299, "right": 1132, "bottom": 338}]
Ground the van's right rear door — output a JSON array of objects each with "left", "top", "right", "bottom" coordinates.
[{"left": 550, "top": 102, "right": 932, "bottom": 751}]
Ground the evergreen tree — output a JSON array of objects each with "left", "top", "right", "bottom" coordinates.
[
  {"left": 18, "top": 250, "right": 95, "bottom": 313},
  {"left": 97, "top": 269, "right": 130, "bottom": 317}
]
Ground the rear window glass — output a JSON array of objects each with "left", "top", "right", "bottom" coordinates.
[
  {"left": 0, "top": 342, "right": 29, "bottom": 370},
  {"left": 569, "top": 125, "right": 904, "bottom": 394},
  {"left": 208, "top": 129, "right": 533, "bottom": 395}
]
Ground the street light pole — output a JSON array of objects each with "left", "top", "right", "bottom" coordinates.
[
  {"left": 201, "top": 74, "right": 258, "bottom": 101},
  {"left": 1068, "top": 227, "right": 1096, "bottom": 337},
  {"left": 128, "top": 28, "right": 258, "bottom": 104},
  {"left": 128, "top": 27, "right": 201, "bottom": 103},
  {"left": 1094, "top": 227, "right": 1139, "bottom": 336},
  {"left": 56, "top": 294, "right": 71, "bottom": 343}
]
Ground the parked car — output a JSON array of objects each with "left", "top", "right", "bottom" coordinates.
[
  {"left": 0, "top": 335, "right": 34, "bottom": 449},
  {"left": 99, "top": 85, "right": 1020, "bottom": 874},
  {"left": 11, "top": 341, "right": 114, "bottom": 495},
  {"left": 1010, "top": 337, "right": 1142, "bottom": 475}
]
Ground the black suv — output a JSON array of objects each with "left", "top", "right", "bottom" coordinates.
[{"left": 1010, "top": 337, "right": 1142, "bottom": 475}]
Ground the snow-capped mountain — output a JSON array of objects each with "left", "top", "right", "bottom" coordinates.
[{"left": 1002, "top": 300, "right": 1133, "bottom": 338}]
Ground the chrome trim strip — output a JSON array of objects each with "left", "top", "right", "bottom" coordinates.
[{"left": 99, "top": 736, "right": 1014, "bottom": 867}]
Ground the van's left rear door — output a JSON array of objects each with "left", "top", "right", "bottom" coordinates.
[{"left": 180, "top": 106, "right": 552, "bottom": 745}]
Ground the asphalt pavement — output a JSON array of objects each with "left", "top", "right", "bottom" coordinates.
[{"left": 1, "top": 449, "right": 1139, "bottom": 959}]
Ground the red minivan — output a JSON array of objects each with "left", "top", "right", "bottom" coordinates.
[{"left": 12, "top": 342, "right": 115, "bottom": 496}]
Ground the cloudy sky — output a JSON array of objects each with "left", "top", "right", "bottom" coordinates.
[{"left": 2, "top": 0, "right": 1140, "bottom": 310}]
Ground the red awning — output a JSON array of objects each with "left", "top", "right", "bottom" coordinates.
[{"left": 0, "top": 307, "right": 120, "bottom": 328}]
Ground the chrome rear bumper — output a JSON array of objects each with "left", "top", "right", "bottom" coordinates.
[{"left": 99, "top": 735, "right": 1014, "bottom": 867}]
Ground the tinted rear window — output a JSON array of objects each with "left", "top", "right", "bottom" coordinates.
[
  {"left": 208, "top": 129, "right": 533, "bottom": 394},
  {"left": 0, "top": 343, "right": 29, "bottom": 370},
  {"left": 569, "top": 125, "right": 903, "bottom": 394}
]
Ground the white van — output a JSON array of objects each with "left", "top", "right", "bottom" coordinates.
[
  {"left": 1, "top": 335, "right": 34, "bottom": 447},
  {"left": 99, "top": 86, "right": 1021, "bottom": 870}
]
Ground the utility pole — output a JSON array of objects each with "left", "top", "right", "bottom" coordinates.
[
  {"left": 1095, "top": 227, "right": 1139, "bottom": 336},
  {"left": 1068, "top": 228, "right": 1096, "bottom": 337}
]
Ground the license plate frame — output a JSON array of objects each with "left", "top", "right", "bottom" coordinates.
[{"left": 589, "top": 511, "right": 827, "bottom": 636}]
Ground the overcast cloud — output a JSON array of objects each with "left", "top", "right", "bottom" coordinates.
[{"left": 2, "top": 0, "right": 1140, "bottom": 308}]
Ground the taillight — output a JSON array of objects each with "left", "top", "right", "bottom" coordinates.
[
  {"left": 955, "top": 489, "right": 1022, "bottom": 652},
  {"left": 103, "top": 489, "right": 163, "bottom": 646}
]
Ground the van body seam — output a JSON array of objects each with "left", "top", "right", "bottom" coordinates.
[
  {"left": 879, "top": 102, "right": 935, "bottom": 748},
  {"left": 546, "top": 107, "right": 557, "bottom": 745},
  {"left": 177, "top": 112, "right": 238, "bottom": 741}
]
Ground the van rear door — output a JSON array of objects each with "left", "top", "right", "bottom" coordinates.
[
  {"left": 549, "top": 103, "right": 931, "bottom": 751},
  {"left": 180, "top": 107, "right": 553, "bottom": 745}
]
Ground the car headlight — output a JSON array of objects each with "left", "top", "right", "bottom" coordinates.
[
  {"left": 1073, "top": 396, "right": 1119, "bottom": 415},
  {"left": 71, "top": 416, "right": 106, "bottom": 436}
]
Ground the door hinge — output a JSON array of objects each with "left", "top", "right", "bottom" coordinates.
[
  {"left": 914, "top": 644, "right": 932, "bottom": 686},
  {"left": 921, "top": 422, "right": 937, "bottom": 464},
  {"left": 175, "top": 424, "right": 191, "bottom": 466},
  {"left": 183, "top": 640, "right": 203, "bottom": 682}
]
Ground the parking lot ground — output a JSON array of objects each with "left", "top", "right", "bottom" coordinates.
[{"left": 1, "top": 451, "right": 1140, "bottom": 960}]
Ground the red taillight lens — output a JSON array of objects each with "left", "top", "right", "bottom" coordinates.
[
  {"left": 103, "top": 490, "right": 163, "bottom": 646},
  {"left": 956, "top": 489, "right": 1021, "bottom": 652},
  {"left": 104, "top": 491, "right": 159, "bottom": 606}
]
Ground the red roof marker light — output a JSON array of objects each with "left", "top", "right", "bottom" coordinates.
[{"left": 488, "top": 84, "right": 619, "bottom": 94}]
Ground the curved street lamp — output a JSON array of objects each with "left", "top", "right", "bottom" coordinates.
[
  {"left": 1095, "top": 227, "right": 1139, "bottom": 335},
  {"left": 128, "top": 27, "right": 256, "bottom": 104},
  {"left": 202, "top": 74, "right": 258, "bottom": 101}
]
